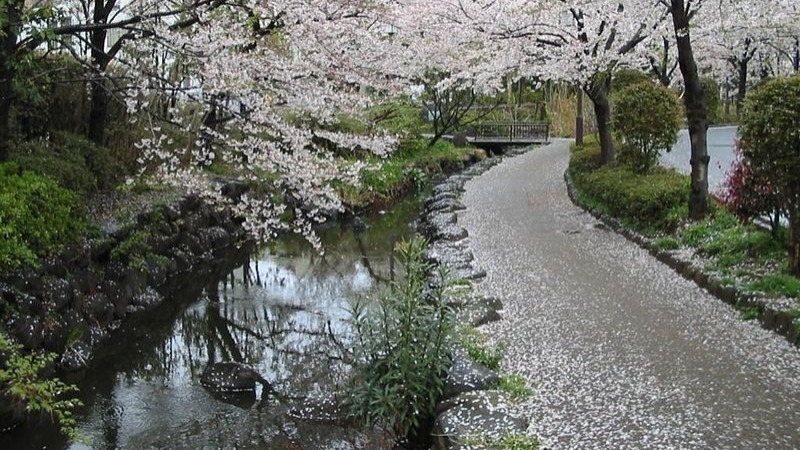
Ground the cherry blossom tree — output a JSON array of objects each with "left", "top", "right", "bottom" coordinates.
[{"left": 121, "top": 0, "right": 404, "bottom": 248}]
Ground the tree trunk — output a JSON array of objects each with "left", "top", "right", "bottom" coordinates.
[
  {"left": 736, "top": 59, "right": 748, "bottom": 116},
  {"left": 88, "top": 1, "right": 111, "bottom": 145},
  {"left": 88, "top": 77, "right": 109, "bottom": 145},
  {"left": 575, "top": 87, "right": 584, "bottom": 146},
  {"left": 671, "top": 0, "right": 709, "bottom": 220},
  {"left": 790, "top": 204, "right": 800, "bottom": 277},
  {"left": 0, "top": 1, "right": 21, "bottom": 162},
  {"left": 586, "top": 81, "right": 614, "bottom": 165}
]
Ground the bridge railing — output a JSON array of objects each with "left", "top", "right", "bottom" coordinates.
[{"left": 473, "top": 121, "right": 549, "bottom": 143}]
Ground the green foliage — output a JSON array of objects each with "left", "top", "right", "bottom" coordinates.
[
  {"left": 612, "top": 69, "right": 652, "bottom": 92},
  {"left": 339, "top": 139, "right": 469, "bottom": 210},
  {"left": 0, "top": 163, "right": 85, "bottom": 272},
  {"left": 653, "top": 238, "right": 680, "bottom": 251},
  {"left": 370, "top": 99, "right": 430, "bottom": 137},
  {"left": 497, "top": 374, "right": 533, "bottom": 401},
  {"left": 739, "top": 75, "right": 800, "bottom": 275},
  {"left": 701, "top": 77, "right": 722, "bottom": 125},
  {"left": 613, "top": 81, "right": 683, "bottom": 173},
  {"left": 458, "top": 434, "right": 541, "bottom": 450},
  {"left": 347, "top": 236, "right": 455, "bottom": 446},
  {"left": 110, "top": 229, "right": 168, "bottom": 271},
  {"left": 739, "top": 306, "right": 761, "bottom": 321},
  {"left": 11, "top": 131, "right": 121, "bottom": 192},
  {"left": 0, "top": 331, "right": 83, "bottom": 440},
  {"left": 460, "top": 327, "right": 505, "bottom": 371},
  {"left": 679, "top": 210, "right": 786, "bottom": 264},
  {"left": 747, "top": 275, "right": 800, "bottom": 298},
  {"left": 569, "top": 141, "right": 690, "bottom": 233}
]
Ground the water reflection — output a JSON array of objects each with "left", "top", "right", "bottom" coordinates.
[{"left": 0, "top": 203, "right": 418, "bottom": 450}]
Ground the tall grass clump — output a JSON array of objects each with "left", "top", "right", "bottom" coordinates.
[{"left": 347, "top": 236, "right": 454, "bottom": 448}]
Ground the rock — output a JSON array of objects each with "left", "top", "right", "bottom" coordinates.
[
  {"left": 457, "top": 301, "right": 502, "bottom": 328},
  {"left": 59, "top": 341, "right": 92, "bottom": 372},
  {"left": 432, "top": 224, "right": 469, "bottom": 242},
  {"left": 42, "top": 277, "right": 73, "bottom": 311},
  {"left": 10, "top": 315, "right": 43, "bottom": 349},
  {"left": 427, "top": 197, "right": 466, "bottom": 214},
  {"left": 352, "top": 217, "right": 368, "bottom": 234},
  {"left": 473, "top": 148, "right": 489, "bottom": 161},
  {"left": 100, "top": 279, "right": 133, "bottom": 319},
  {"left": 85, "top": 293, "right": 114, "bottom": 324},
  {"left": 434, "top": 390, "right": 528, "bottom": 450},
  {"left": 289, "top": 395, "right": 349, "bottom": 425},
  {"left": 13, "top": 292, "right": 43, "bottom": 316},
  {"left": 201, "top": 361, "right": 269, "bottom": 393},
  {"left": 443, "top": 349, "right": 502, "bottom": 400},
  {"left": 41, "top": 314, "right": 69, "bottom": 352},
  {"left": 129, "top": 287, "right": 163, "bottom": 312}
]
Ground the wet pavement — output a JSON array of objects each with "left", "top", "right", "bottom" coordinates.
[{"left": 459, "top": 139, "right": 800, "bottom": 449}]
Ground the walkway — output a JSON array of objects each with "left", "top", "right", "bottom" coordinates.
[{"left": 458, "top": 139, "right": 800, "bottom": 449}]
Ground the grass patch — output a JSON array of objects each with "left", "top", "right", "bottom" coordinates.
[
  {"left": 338, "top": 138, "right": 471, "bottom": 210},
  {"left": 459, "top": 327, "right": 505, "bottom": 371},
  {"left": 747, "top": 275, "right": 800, "bottom": 298},
  {"left": 653, "top": 237, "right": 680, "bottom": 251},
  {"left": 497, "top": 374, "right": 533, "bottom": 401},
  {"left": 740, "top": 306, "right": 761, "bottom": 321},
  {"left": 458, "top": 434, "right": 541, "bottom": 450}
]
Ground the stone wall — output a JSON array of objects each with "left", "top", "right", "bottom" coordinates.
[
  {"left": 418, "top": 147, "right": 535, "bottom": 449},
  {"left": 0, "top": 193, "right": 248, "bottom": 373}
]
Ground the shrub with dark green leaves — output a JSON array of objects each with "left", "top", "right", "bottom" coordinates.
[
  {"left": 570, "top": 141, "right": 689, "bottom": 233},
  {"left": 701, "top": 77, "right": 722, "bottom": 125},
  {"left": 612, "top": 69, "right": 652, "bottom": 93},
  {"left": 739, "top": 75, "right": 800, "bottom": 276},
  {"left": 0, "top": 163, "right": 85, "bottom": 271},
  {"left": 347, "top": 236, "right": 454, "bottom": 448},
  {"left": 613, "top": 82, "right": 683, "bottom": 173},
  {"left": 12, "top": 131, "right": 121, "bottom": 192}
]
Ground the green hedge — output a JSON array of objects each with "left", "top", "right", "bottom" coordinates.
[
  {"left": 0, "top": 164, "right": 85, "bottom": 271},
  {"left": 569, "top": 139, "right": 689, "bottom": 233}
]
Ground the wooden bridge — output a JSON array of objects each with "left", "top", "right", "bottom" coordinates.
[{"left": 470, "top": 121, "right": 549, "bottom": 146}]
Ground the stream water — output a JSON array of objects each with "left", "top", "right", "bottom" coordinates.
[{"left": 1, "top": 202, "right": 421, "bottom": 450}]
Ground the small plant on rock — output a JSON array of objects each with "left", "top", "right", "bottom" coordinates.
[{"left": 347, "top": 236, "right": 455, "bottom": 448}]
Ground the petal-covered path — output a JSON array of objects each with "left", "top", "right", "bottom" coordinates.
[{"left": 459, "top": 139, "right": 800, "bottom": 449}]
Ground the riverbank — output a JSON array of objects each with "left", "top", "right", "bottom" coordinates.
[
  {"left": 418, "top": 146, "right": 543, "bottom": 449},
  {"left": 0, "top": 134, "right": 488, "bottom": 441}
]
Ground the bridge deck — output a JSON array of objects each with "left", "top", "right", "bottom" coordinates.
[{"left": 472, "top": 121, "right": 549, "bottom": 145}]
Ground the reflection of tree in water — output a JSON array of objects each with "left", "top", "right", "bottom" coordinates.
[{"left": 166, "top": 223, "right": 406, "bottom": 398}]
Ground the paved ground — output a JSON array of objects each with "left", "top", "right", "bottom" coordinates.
[{"left": 459, "top": 139, "right": 800, "bottom": 449}]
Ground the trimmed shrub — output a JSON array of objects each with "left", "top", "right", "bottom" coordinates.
[
  {"left": 612, "top": 69, "right": 652, "bottom": 93},
  {"left": 613, "top": 81, "right": 683, "bottom": 173},
  {"left": 739, "top": 75, "right": 800, "bottom": 275},
  {"left": 570, "top": 141, "right": 689, "bottom": 232},
  {"left": 0, "top": 163, "right": 85, "bottom": 271}
]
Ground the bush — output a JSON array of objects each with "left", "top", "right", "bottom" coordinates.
[
  {"left": 613, "top": 81, "right": 682, "bottom": 173},
  {"left": 701, "top": 77, "right": 722, "bottom": 125},
  {"left": 570, "top": 141, "right": 689, "bottom": 233},
  {"left": 0, "top": 330, "right": 82, "bottom": 440},
  {"left": 11, "top": 131, "right": 121, "bottom": 192},
  {"left": 739, "top": 75, "right": 800, "bottom": 275},
  {"left": 717, "top": 146, "right": 785, "bottom": 235},
  {"left": 0, "top": 163, "right": 85, "bottom": 271},
  {"left": 347, "top": 236, "right": 454, "bottom": 448},
  {"left": 612, "top": 69, "right": 652, "bottom": 92}
]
